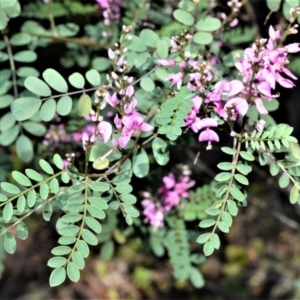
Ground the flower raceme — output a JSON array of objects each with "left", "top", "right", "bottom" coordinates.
[
  {"left": 159, "top": 25, "right": 299, "bottom": 149},
  {"left": 142, "top": 166, "right": 195, "bottom": 228}
]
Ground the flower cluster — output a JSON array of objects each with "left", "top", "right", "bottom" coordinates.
[
  {"left": 104, "top": 45, "right": 153, "bottom": 148},
  {"left": 159, "top": 24, "right": 299, "bottom": 149},
  {"left": 96, "top": 0, "right": 122, "bottom": 26},
  {"left": 141, "top": 166, "right": 195, "bottom": 228}
]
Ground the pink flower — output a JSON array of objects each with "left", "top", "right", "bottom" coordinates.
[
  {"left": 166, "top": 72, "right": 183, "bottom": 89},
  {"left": 105, "top": 92, "right": 120, "bottom": 107},
  {"left": 157, "top": 59, "right": 176, "bottom": 66},
  {"left": 191, "top": 117, "right": 218, "bottom": 133},
  {"left": 141, "top": 200, "right": 164, "bottom": 228},
  {"left": 255, "top": 119, "right": 266, "bottom": 132},
  {"left": 224, "top": 97, "right": 249, "bottom": 120},
  {"left": 122, "top": 112, "right": 153, "bottom": 132},
  {"left": 199, "top": 129, "right": 219, "bottom": 148},
  {"left": 98, "top": 121, "right": 112, "bottom": 143}
]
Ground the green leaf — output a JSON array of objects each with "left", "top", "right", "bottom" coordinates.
[
  {"left": 10, "top": 32, "right": 31, "bottom": 46},
  {"left": 17, "top": 195, "right": 26, "bottom": 212},
  {"left": 196, "top": 17, "right": 221, "bottom": 31},
  {"left": 48, "top": 257, "right": 67, "bottom": 268},
  {"left": 67, "top": 262, "right": 80, "bottom": 282},
  {"left": 68, "top": 72, "right": 85, "bottom": 89},
  {"left": 40, "top": 183, "right": 49, "bottom": 200},
  {"left": 4, "top": 232, "right": 17, "bottom": 254},
  {"left": 53, "top": 154, "right": 64, "bottom": 170},
  {"left": 51, "top": 246, "right": 72, "bottom": 256},
  {"left": 23, "top": 121, "right": 46, "bottom": 136},
  {"left": 215, "top": 172, "right": 231, "bottom": 182},
  {"left": 39, "top": 159, "right": 54, "bottom": 175},
  {"left": 221, "top": 147, "right": 236, "bottom": 155},
  {"left": 218, "top": 221, "right": 229, "bottom": 233},
  {"left": 49, "top": 267, "right": 66, "bottom": 287},
  {"left": 82, "top": 229, "right": 98, "bottom": 246},
  {"left": 14, "top": 50, "right": 37, "bottom": 62},
  {"left": 77, "top": 240, "right": 89, "bottom": 258},
  {"left": 193, "top": 32, "right": 213, "bottom": 45},
  {"left": 114, "top": 184, "right": 133, "bottom": 194},
  {"left": 72, "top": 251, "right": 85, "bottom": 270},
  {"left": 27, "top": 189, "right": 36, "bottom": 208},
  {"left": 100, "top": 241, "right": 114, "bottom": 261},
  {"left": 24, "top": 76, "right": 51, "bottom": 97},
  {"left": 119, "top": 194, "right": 137, "bottom": 204},
  {"left": 85, "top": 216, "right": 102, "bottom": 234},
  {"left": 11, "top": 97, "right": 42, "bottom": 121},
  {"left": 0, "top": 7, "right": 7, "bottom": 30},
  {"left": 240, "top": 151, "right": 255, "bottom": 161},
  {"left": 267, "top": 0, "right": 281, "bottom": 11},
  {"left": 12, "top": 171, "right": 31, "bottom": 186},
  {"left": 126, "top": 35, "right": 147, "bottom": 52},
  {"left": 0, "top": 124, "right": 19, "bottom": 146},
  {"left": 3, "top": 202, "right": 13, "bottom": 221},
  {"left": 88, "top": 197, "right": 109, "bottom": 209},
  {"left": 173, "top": 9, "right": 194, "bottom": 26},
  {"left": 140, "top": 76, "right": 155, "bottom": 92},
  {"left": 270, "top": 162, "right": 279, "bottom": 176},
  {"left": 290, "top": 184, "right": 300, "bottom": 204},
  {"left": 139, "top": 29, "right": 159, "bottom": 47},
  {"left": 203, "top": 241, "right": 214, "bottom": 256},
  {"left": 58, "top": 225, "right": 80, "bottom": 236},
  {"left": 227, "top": 200, "right": 238, "bottom": 216},
  {"left": 50, "top": 178, "right": 59, "bottom": 194},
  {"left": 42, "top": 68, "right": 68, "bottom": 93},
  {"left": 57, "top": 96, "right": 72, "bottom": 116},
  {"left": 25, "top": 169, "right": 43, "bottom": 181},
  {"left": 43, "top": 202, "right": 53, "bottom": 221},
  {"left": 217, "top": 162, "right": 233, "bottom": 171},
  {"left": 222, "top": 211, "right": 233, "bottom": 227},
  {"left": 92, "top": 57, "right": 110, "bottom": 71},
  {"left": 205, "top": 207, "right": 221, "bottom": 216},
  {"left": 87, "top": 205, "right": 106, "bottom": 219},
  {"left": 78, "top": 94, "right": 92, "bottom": 117},
  {"left": 89, "top": 182, "right": 110, "bottom": 192},
  {"left": 93, "top": 157, "right": 109, "bottom": 170},
  {"left": 234, "top": 174, "right": 249, "bottom": 185},
  {"left": 230, "top": 186, "right": 245, "bottom": 202},
  {"left": 40, "top": 99, "right": 56, "bottom": 122},
  {"left": 0, "top": 94, "right": 13, "bottom": 108},
  {"left": 189, "top": 267, "right": 205, "bottom": 288},
  {"left": 132, "top": 148, "right": 149, "bottom": 178},
  {"left": 152, "top": 137, "right": 169, "bottom": 166},
  {"left": 16, "top": 135, "right": 33, "bottom": 162},
  {"left": 196, "top": 233, "right": 211, "bottom": 244},
  {"left": 156, "top": 39, "right": 169, "bottom": 59},
  {"left": 279, "top": 173, "right": 290, "bottom": 188},
  {"left": 17, "top": 67, "right": 39, "bottom": 78},
  {"left": 85, "top": 69, "right": 101, "bottom": 86},
  {"left": 199, "top": 219, "right": 216, "bottom": 228},
  {"left": 211, "top": 233, "right": 220, "bottom": 249},
  {"left": 1, "top": 182, "right": 20, "bottom": 194}
]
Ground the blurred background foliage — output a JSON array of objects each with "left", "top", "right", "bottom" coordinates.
[{"left": 1, "top": 0, "right": 300, "bottom": 299}]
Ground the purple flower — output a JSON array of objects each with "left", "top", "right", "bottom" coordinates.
[{"left": 199, "top": 129, "right": 219, "bottom": 148}]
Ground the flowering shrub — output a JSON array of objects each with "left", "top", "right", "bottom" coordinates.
[{"left": 0, "top": 0, "right": 300, "bottom": 291}]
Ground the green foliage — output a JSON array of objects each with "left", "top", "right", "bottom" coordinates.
[{"left": 156, "top": 87, "right": 193, "bottom": 141}]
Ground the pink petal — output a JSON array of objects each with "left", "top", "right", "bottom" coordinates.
[
  {"left": 98, "top": 121, "right": 112, "bottom": 143},
  {"left": 257, "top": 81, "right": 272, "bottom": 98},
  {"left": 199, "top": 129, "right": 219, "bottom": 142},
  {"left": 254, "top": 98, "right": 268, "bottom": 115},
  {"left": 228, "top": 80, "right": 243, "bottom": 97},
  {"left": 284, "top": 43, "right": 300, "bottom": 53}
]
